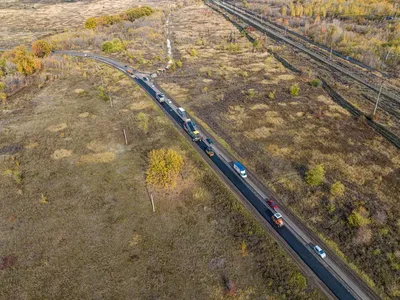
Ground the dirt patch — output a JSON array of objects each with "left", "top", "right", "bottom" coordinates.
[
  {"left": 278, "top": 74, "right": 295, "bottom": 81},
  {"left": 79, "top": 112, "right": 90, "bottom": 118},
  {"left": 52, "top": 149, "right": 73, "bottom": 160},
  {"left": 130, "top": 101, "right": 154, "bottom": 111},
  {"left": 79, "top": 151, "right": 116, "bottom": 164},
  {"left": 47, "top": 123, "right": 68, "bottom": 132}
]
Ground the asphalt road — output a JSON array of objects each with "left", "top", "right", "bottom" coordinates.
[{"left": 55, "top": 51, "right": 377, "bottom": 300}]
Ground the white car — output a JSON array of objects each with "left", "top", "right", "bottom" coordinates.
[
  {"left": 313, "top": 245, "right": 326, "bottom": 259},
  {"left": 156, "top": 93, "right": 165, "bottom": 103}
]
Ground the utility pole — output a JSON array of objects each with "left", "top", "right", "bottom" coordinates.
[
  {"left": 150, "top": 193, "right": 155, "bottom": 212},
  {"left": 329, "top": 47, "right": 333, "bottom": 60},
  {"left": 380, "top": 48, "right": 392, "bottom": 69},
  {"left": 372, "top": 82, "right": 383, "bottom": 116}
]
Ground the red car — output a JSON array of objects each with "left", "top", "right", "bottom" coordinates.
[{"left": 267, "top": 200, "right": 278, "bottom": 210}]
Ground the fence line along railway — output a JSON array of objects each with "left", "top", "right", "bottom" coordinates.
[
  {"left": 208, "top": 1, "right": 400, "bottom": 150},
  {"left": 210, "top": 0, "right": 400, "bottom": 120}
]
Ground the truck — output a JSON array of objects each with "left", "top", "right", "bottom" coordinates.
[
  {"left": 177, "top": 107, "right": 188, "bottom": 120},
  {"left": 271, "top": 213, "right": 284, "bottom": 228},
  {"left": 183, "top": 119, "right": 202, "bottom": 141},
  {"left": 233, "top": 161, "right": 247, "bottom": 178}
]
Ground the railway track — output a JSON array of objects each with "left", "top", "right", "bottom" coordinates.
[
  {"left": 212, "top": 0, "right": 400, "bottom": 120},
  {"left": 209, "top": 2, "right": 400, "bottom": 149}
]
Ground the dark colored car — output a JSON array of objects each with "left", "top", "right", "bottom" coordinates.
[
  {"left": 267, "top": 200, "right": 278, "bottom": 210},
  {"left": 206, "top": 138, "right": 214, "bottom": 145}
]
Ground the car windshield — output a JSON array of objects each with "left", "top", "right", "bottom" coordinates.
[{"left": 188, "top": 122, "right": 196, "bottom": 131}]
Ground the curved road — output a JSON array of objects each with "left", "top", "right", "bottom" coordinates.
[{"left": 55, "top": 51, "right": 378, "bottom": 300}]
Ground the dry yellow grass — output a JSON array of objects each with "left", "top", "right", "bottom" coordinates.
[
  {"left": 278, "top": 74, "right": 295, "bottom": 81},
  {"left": 250, "top": 103, "right": 270, "bottom": 110},
  {"left": 245, "top": 126, "right": 273, "bottom": 139},
  {"left": 159, "top": 82, "right": 190, "bottom": 102}
]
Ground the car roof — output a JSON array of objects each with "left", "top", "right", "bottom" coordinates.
[
  {"left": 178, "top": 107, "right": 185, "bottom": 111},
  {"left": 234, "top": 161, "right": 245, "bottom": 170},
  {"left": 273, "top": 213, "right": 282, "bottom": 218},
  {"left": 315, "top": 245, "right": 323, "bottom": 252}
]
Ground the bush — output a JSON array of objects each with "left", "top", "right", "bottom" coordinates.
[
  {"left": 189, "top": 48, "right": 197, "bottom": 56},
  {"left": 2, "top": 45, "right": 42, "bottom": 75},
  {"left": 372, "top": 249, "right": 381, "bottom": 256},
  {"left": 289, "top": 272, "right": 307, "bottom": 291},
  {"left": 330, "top": 181, "right": 345, "bottom": 198},
  {"left": 348, "top": 207, "right": 371, "bottom": 227},
  {"left": 123, "top": 6, "right": 153, "bottom": 22},
  {"left": 0, "top": 92, "right": 6, "bottom": 104},
  {"left": 31, "top": 40, "right": 52, "bottom": 58},
  {"left": 85, "top": 6, "right": 153, "bottom": 29},
  {"left": 268, "top": 90, "right": 276, "bottom": 99},
  {"left": 305, "top": 164, "right": 325, "bottom": 186},
  {"left": 311, "top": 78, "right": 322, "bottom": 87},
  {"left": 146, "top": 149, "right": 184, "bottom": 188},
  {"left": 102, "top": 39, "right": 125, "bottom": 53},
  {"left": 246, "top": 89, "right": 256, "bottom": 98},
  {"left": 84, "top": 17, "right": 97, "bottom": 29},
  {"left": 176, "top": 60, "right": 182, "bottom": 68},
  {"left": 97, "top": 86, "right": 109, "bottom": 102},
  {"left": 0, "top": 81, "right": 5, "bottom": 91},
  {"left": 290, "top": 83, "right": 300, "bottom": 96},
  {"left": 227, "top": 43, "right": 241, "bottom": 52}
]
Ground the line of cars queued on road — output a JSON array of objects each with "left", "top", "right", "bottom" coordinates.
[{"left": 137, "top": 72, "right": 327, "bottom": 260}]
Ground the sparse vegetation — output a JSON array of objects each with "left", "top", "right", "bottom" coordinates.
[
  {"left": 311, "top": 78, "right": 322, "bottom": 88},
  {"left": 97, "top": 86, "right": 110, "bottom": 102},
  {"left": 330, "top": 181, "right": 345, "bottom": 198}
]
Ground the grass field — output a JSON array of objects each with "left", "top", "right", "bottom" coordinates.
[
  {"left": 0, "top": 53, "right": 325, "bottom": 299},
  {"left": 158, "top": 4, "right": 400, "bottom": 297}
]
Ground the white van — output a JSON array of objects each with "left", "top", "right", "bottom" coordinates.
[{"left": 177, "top": 107, "right": 188, "bottom": 120}]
